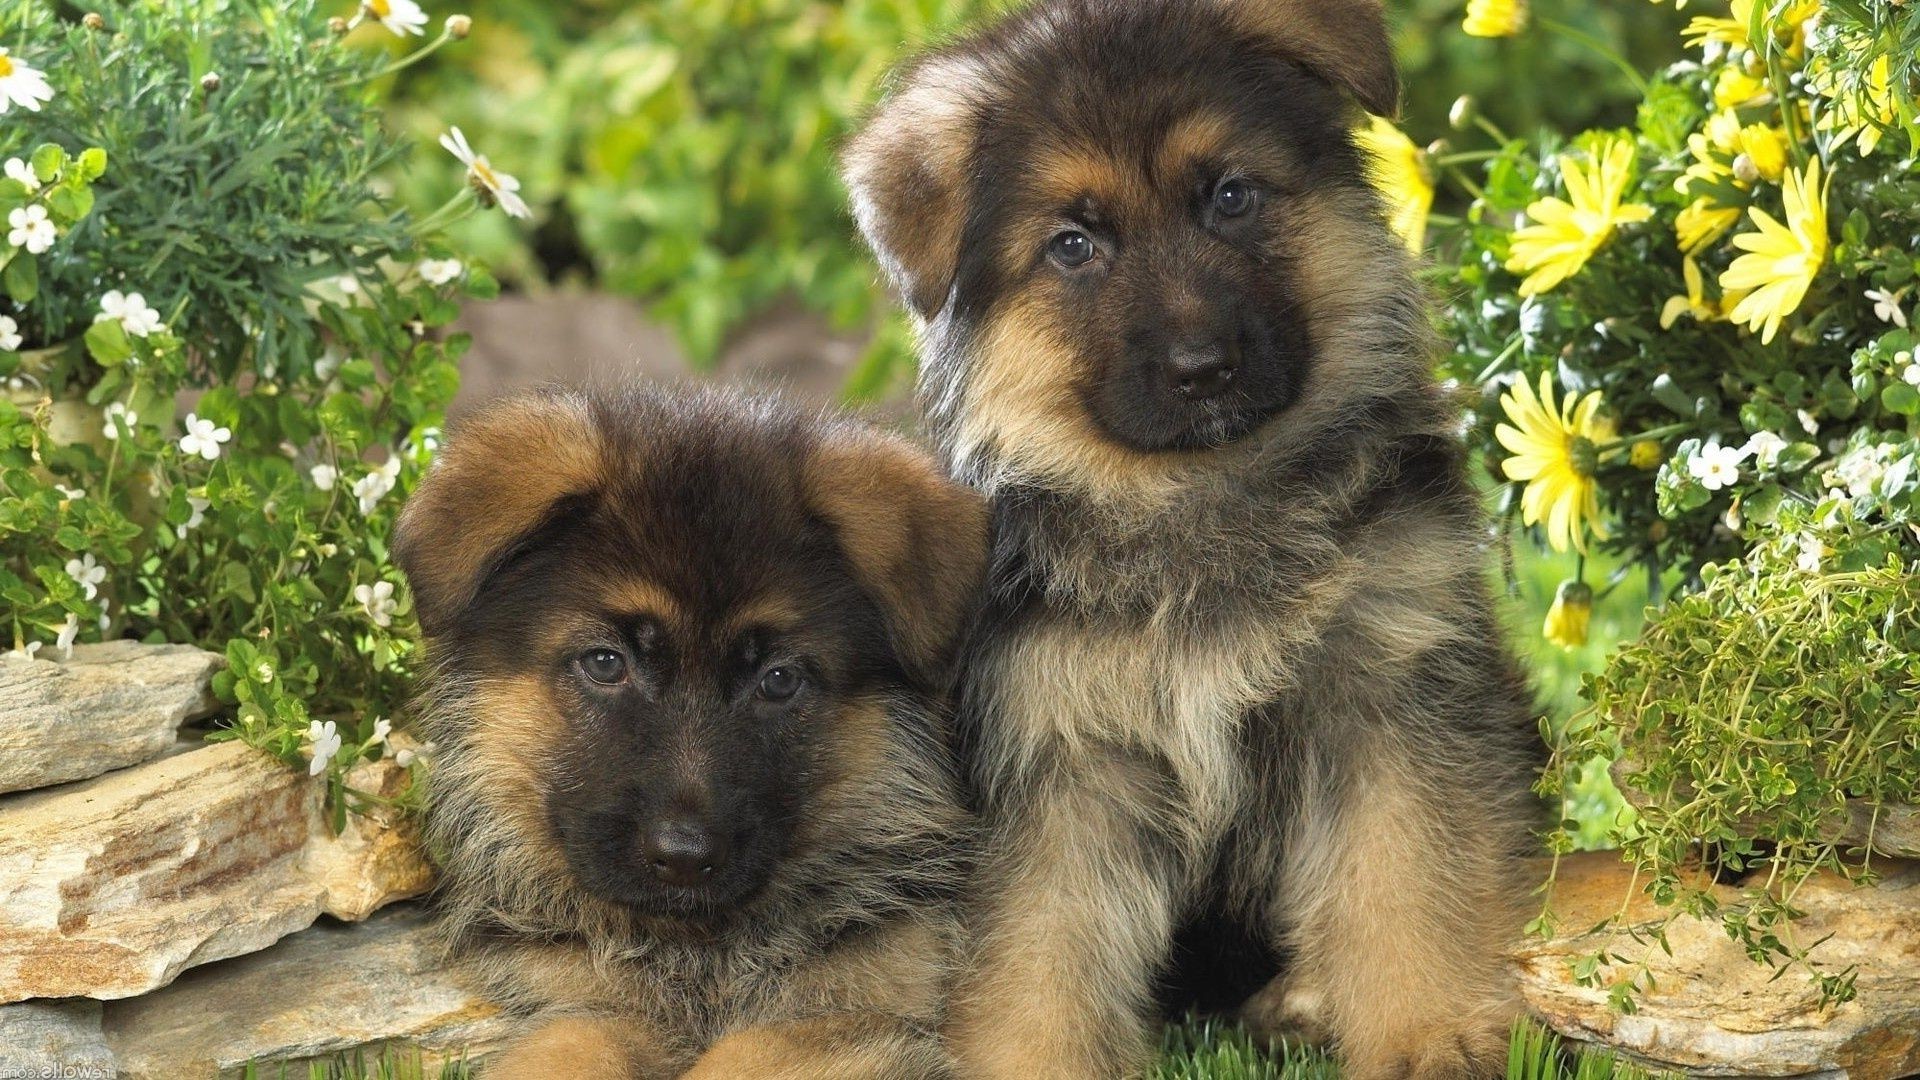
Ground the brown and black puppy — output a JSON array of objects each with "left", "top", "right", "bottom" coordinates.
[
  {"left": 392, "top": 385, "right": 986, "bottom": 1078},
  {"left": 844, "top": 1, "right": 1540, "bottom": 1077}
]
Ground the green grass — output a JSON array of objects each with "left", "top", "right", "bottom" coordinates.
[{"left": 255, "top": 1021, "right": 1670, "bottom": 1079}]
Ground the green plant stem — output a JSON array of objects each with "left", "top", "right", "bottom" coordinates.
[
  {"left": 331, "top": 27, "right": 459, "bottom": 88},
  {"left": 1539, "top": 17, "right": 1650, "bottom": 96}
]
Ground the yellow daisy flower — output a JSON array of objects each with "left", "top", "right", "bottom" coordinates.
[
  {"left": 1355, "top": 115, "right": 1434, "bottom": 254},
  {"left": 1496, "top": 373, "right": 1612, "bottom": 553},
  {"left": 1814, "top": 53, "right": 1898, "bottom": 156},
  {"left": 1660, "top": 256, "right": 1723, "bottom": 328},
  {"left": 1463, "top": 0, "right": 1528, "bottom": 38},
  {"left": 1713, "top": 67, "right": 1769, "bottom": 110},
  {"left": 1735, "top": 123, "right": 1787, "bottom": 182},
  {"left": 1542, "top": 579, "right": 1594, "bottom": 650},
  {"left": 1720, "top": 157, "right": 1829, "bottom": 345},
  {"left": 1682, "top": 0, "right": 1752, "bottom": 50},
  {"left": 1505, "top": 136, "right": 1653, "bottom": 297},
  {"left": 1676, "top": 197, "right": 1742, "bottom": 253}
]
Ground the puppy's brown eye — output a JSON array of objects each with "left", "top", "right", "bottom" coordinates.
[
  {"left": 1213, "top": 178, "right": 1255, "bottom": 217},
  {"left": 579, "top": 649, "right": 627, "bottom": 685},
  {"left": 1048, "top": 230, "right": 1095, "bottom": 268},
  {"left": 757, "top": 666, "right": 801, "bottom": 701}
]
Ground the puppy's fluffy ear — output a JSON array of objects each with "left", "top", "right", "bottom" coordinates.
[
  {"left": 393, "top": 392, "right": 602, "bottom": 636},
  {"left": 841, "top": 54, "right": 986, "bottom": 319},
  {"left": 1222, "top": 0, "right": 1400, "bottom": 118},
  {"left": 804, "top": 426, "right": 988, "bottom": 689}
]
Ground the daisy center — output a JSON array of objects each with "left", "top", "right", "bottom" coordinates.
[
  {"left": 0, "top": 56, "right": 13, "bottom": 78},
  {"left": 368, "top": 0, "right": 392, "bottom": 17},
  {"left": 1568, "top": 435, "right": 1600, "bottom": 478},
  {"left": 470, "top": 158, "right": 499, "bottom": 189}
]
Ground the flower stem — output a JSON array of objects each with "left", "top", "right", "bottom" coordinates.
[
  {"left": 331, "top": 28, "right": 457, "bottom": 89},
  {"left": 1538, "top": 17, "right": 1649, "bottom": 96}
]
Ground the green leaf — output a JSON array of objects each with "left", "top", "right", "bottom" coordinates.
[
  {"left": 1882, "top": 381, "right": 1920, "bottom": 416},
  {"left": 2, "top": 252, "right": 38, "bottom": 304},
  {"left": 84, "top": 319, "right": 133, "bottom": 366},
  {"left": 77, "top": 147, "right": 107, "bottom": 180},
  {"left": 29, "top": 143, "right": 66, "bottom": 184}
]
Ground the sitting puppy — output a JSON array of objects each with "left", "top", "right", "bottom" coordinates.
[
  {"left": 393, "top": 385, "right": 986, "bottom": 1078},
  {"left": 844, "top": 0, "right": 1541, "bottom": 1077}
]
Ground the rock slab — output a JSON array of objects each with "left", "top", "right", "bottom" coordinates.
[
  {"left": 105, "top": 901, "right": 513, "bottom": 1078},
  {"left": 1516, "top": 851, "right": 1920, "bottom": 1079},
  {"left": 0, "top": 738, "right": 433, "bottom": 1004},
  {"left": 0, "top": 999, "right": 114, "bottom": 1076},
  {"left": 0, "top": 641, "right": 221, "bottom": 795}
]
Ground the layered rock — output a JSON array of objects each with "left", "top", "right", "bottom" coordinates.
[
  {"left": 0, "top": 642, "right": 221, "bottom": 794},
  {"left": 0, "top": 738, "right": 432, "bottom": 1003},
  {"left": 1517, "top": 851, "right": 1920, "bottom": 1079}
]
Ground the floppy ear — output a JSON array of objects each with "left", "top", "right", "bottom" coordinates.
[
  {"left": 804, "top": 425, "right": 989, "bottom": 689},
  {"left": 841, "top": 53, "right": 987, "bottom": 319},
  {"left": 1221, "top": 0, "right": 1400, "bottom": 118},
  {"left": 393, "top": 391, "right": 603, "bottom": 637}
]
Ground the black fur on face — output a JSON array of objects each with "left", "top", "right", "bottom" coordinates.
[{"left": 394, "top": 385, "right": 986, "bottom": 933}]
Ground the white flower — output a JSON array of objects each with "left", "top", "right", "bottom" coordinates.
[
  {"left": 1740, "top": 431, "right": 1789, "bottom": 469},
  {"left": 102, "top": 402, "right": 137, "bottom": 440},
  {"left": 0, "top": 314, "right": 20, "bottom": 352},
  {"left": 439, "top": 127, "right": 531, "bottom": 219},
  {"left": 1903, "top": 364, "right": 1920, "bottom": 388},
  {"left": 418, "top": 258, "right": 463, "bottom": 285},
  {"left": 368, "top": 717, "right": 392, "bottom": 745},
  {"left": 0, "top": 48, "right": 54, "bottom": 114},
  {"left": 355, "top": 580, "right": 397, "bottom": 627},
  {"left": 1689, "top": 442, "right": 1746, "bottom": 492},
  {"left": 55, "top": 612, "right": 79, "bottom": 660},
  {"left": 362, "top": 0, "right": 428, "bottom": 37},
  {"left": 1866, "top": 288, "right": 1909, "bottom": 329},
  {"left": 352, "top": 456, "right": 402, "bottom": 514},
  {"left": 5, "top": 640, "right": 43, "bottom": 664},
  {"left": 336, "top": 274, "right": 361, "bottom": 297},
  {"left": 394, "top": 747, "right": 417, "bottom": 768},
  {"left": 97, "top": 599, "right": 110, "bottom": 632},
  {"left": 1796, "top": 409, "right": 1821, "bottom": 436},
  {"left": 1796, "top": 533, "right": 1829, "bottom": 572},
  {"left": 1834, "top": 447, "right": 1888, "bottom": 500},
  {"left": 64, "top": 552, "right": 106, "bottom": 600},
  {"left": 7, "top": 204, "right": 55, "bottom": 254},
  {"left": 178, "top": 412, "right": 231, "bottom": 461},
  {"left": 310, "top": 463, "right": 338, "bottom": 491},
  {"left": 307, "top": 719, "right": 342, "bottom": 776},
  {"left": 3, "top": 157, "right": 38, "bottom": 194},
  {"left": 175, "top": 496, "right": 210, "bottom": 539},
  {"left": 54, "top": 484, "right": 83, "bottom": 500},
  {"left": 96, "top": 290, "right": 164, "bottom": 338}
]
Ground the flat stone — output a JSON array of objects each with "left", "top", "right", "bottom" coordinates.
[
  {"left": 0, "top": 641, "right": 221, "bottom": 795},
  {"left": 104, "top": 902, "right": 513, "bottom": 1079},
  {"left": 0, "top": 738, "right": 433, "bottom": 1004},
  {"left": 0, "top": 999, "right": 115, "bottom": 1077},
  {"left": 1516, "top": 851, "right": 1920, "bottom": 1079}
]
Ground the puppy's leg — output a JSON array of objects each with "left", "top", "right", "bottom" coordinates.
[
  {"left": 680, "top": 1014, "right": 950, "bottom": 1080},
  {"left": 945, "top": 752, "right": 1184, "bottom": 1080},
  {"left": 1270, "top": 732, "right": 1525, "bottom": 1080},
  {"left": 482, "top": 1014, "right": 673, "bottom": 1078}
]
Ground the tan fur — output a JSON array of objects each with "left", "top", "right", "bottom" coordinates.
[{"left": 481, "top": 1014, "right": 670, "bottom": 1077}]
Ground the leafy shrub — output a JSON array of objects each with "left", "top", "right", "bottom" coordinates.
[{"left": 1, "top": 0, "right": 511, "bottom": 804}]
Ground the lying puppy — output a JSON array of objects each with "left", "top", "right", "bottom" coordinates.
[
  {"left": 844, "top": 0, "right": 1541, "bottom": 1077},
  {"left": 393, "top": 385, "right": 986, "bottom": 1078}
]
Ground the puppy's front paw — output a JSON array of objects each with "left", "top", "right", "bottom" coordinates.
[
  {"left": 1237, "top": 973, "right": 1333, "bottom": 1051},
  {"left": 482, "top": 1016, "right": 645, "bottom": 1078},
  {"left": 1344, "top": 1015, "right": 1511, "bottom": 1080}
]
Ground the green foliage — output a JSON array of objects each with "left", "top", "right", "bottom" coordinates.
[
  {"left": 381, "top": 0, "right": 992, "bottom": 380},
  {"left": 1, "top": 0, "right": 506, "bottom": 806},
  {"left": 239, "top": 1046, "right": 470, "bottom": 1080},
  {"left": 1543, "top": 518, "right": 1919, "bottom": 1006}
]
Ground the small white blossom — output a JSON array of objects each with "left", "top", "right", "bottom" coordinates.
[
  {"left": 362, "top": 0, "right": 428, "bottom": 37},
  {"left": 1904, "top": 364, "right": 1920, "bottom": 388},
  {"left": 54, "top": 484, "right": 83, "bottom": 500},
  {"left": 307, "top": 719, "right": 342, "bottom": 776},
  {"left": 394, "top": 747, "right": 417, "bottom": 768},
  {"left": 439, "top": 127, "right": 531, "bottom": 219},
  {"left": 1834, "top": 447, "right": 1889, "bottom": 501},
  {"left": 3, "top": 156, "right": 40, "bottom": 193},
  {"left": 1740, "top": 431, "right": 1789, "bottom": 469},
  {"left": 368, "top": 717, "right": 392, "bottom": 745},
  {"left": 55, "top": 612, "right": 79, "bottom": 659},
  {"left": 352, "top": 456, "right": 402, "bottom": 514},
  {"left": 336, "top": 274, "right": 361, "bottom": 297},
  {"left": 175, "top": 496, "right": 210, "bottom": 539},
  {"left": 310, "top": 463, "right": 338, "bottom": 491},
  {"left": 96, "top": 290, "right": 164, "bottom": 338},
  {"left": 418, "top": 258, "right": 463, "bottom": 285},
  {"left": 0, "top": 314, "right": 20, "bottom": 352},
  {"left": 1796, "top": 533, "right": 1829, "bottom": 572},
  {"left": 64, "top": 552, "right": 105, "bottom": 600},
  {"left": 177, "top": 413, "right": 231, "bottom": 461},
  {"left": 97, "top": 599, "right": 110, "bottom": 632},
  {"left": 1866, "top": 287, "right": 1909, "bottom": 328},
  {"left": 1796, "top": 409, "right": 1821, "bottom": 436},
  {"left": 355, "top": 580, "right": 397, "bottom": 627},
  {"left": 7, "top": 204, "right": 55, "bottom": 254},
  {"left": 5, "top": 640, "right": 43, "bottom": 664},
  {"left": 0, "top": 48, "right": 54, "bottom": 114},
  {"left": 102, "top": 402, "right": 137, "bottom": 440},
  {"left": 1689, "top": 443, "right": 1746, "bottom": 492}
]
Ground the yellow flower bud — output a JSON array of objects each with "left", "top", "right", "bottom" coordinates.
[
  {"left": 1542, "top": 580, "right": 1593, "bottom": 650},
  {"left": 1628, "top": 440, "right": 1664, "bottom": 470},
  {"left": 1449, "top": 95, "right": 1477, "bottom": 131},
  {"left": 83, "top": 12, "right": 106, "bottom": 30}
]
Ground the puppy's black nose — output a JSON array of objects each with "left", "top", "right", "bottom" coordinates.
[
  {"left": 641, "top": 819, "right": 728, "bottom": 888},
  {"left": 1165, "top": 343, "right": 1237, "bottom": 400}
]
